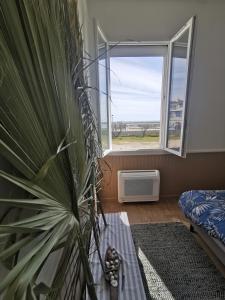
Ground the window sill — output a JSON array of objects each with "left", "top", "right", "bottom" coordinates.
[{"left": 106, "top": 148, "right": 168, "bottom": 156}]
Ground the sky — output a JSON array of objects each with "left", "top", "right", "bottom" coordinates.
[
  {"left": 110, "top": 56, "right": 163, "bottom": 122},
  {"left": 110, "top": 56, "right": 186, "bottom": 122}
]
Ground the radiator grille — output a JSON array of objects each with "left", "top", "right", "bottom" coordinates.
[
  {"left": 124, "top": 179, "right": 153, "bottom": 196},
  {"left": 118, "top": 170, "right": 160, "bottom": 202}
]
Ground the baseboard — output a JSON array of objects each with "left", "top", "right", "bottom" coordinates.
[
  {"left": 160, "top": 194, "right": 180, "bottom": 200},
  {"left": 188, "top": 148, "right": 225, "bottom": 154}
]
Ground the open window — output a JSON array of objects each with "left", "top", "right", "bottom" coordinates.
[
  {"left": 109, "top": 44, "right": 168, "bottom": 152},
  {"left": 95, "top": 17, "right": 195, "bottom": 157},
  {"left": 96, "top": 24, "right": 112, "bottom": 156},
  {"left": 164, "top": 17, "right": 195, "bottom": 157}
]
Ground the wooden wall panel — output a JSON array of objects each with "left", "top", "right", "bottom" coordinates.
[{"left": 99, "top": 153, "right": 225, "bottom": 203}]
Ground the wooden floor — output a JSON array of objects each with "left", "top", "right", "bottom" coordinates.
[{"left": 102, "top": 198, "right": 186, "bottom": 224}]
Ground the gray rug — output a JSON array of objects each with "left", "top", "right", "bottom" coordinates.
[{"left": 131, "top": 222, "right": 225, "bottom": 300}]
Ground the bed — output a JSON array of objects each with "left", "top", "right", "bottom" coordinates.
[{"left": 178, "top": 190, "right": 225, "bottom": 266}]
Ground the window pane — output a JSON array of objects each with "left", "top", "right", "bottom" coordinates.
[
  {"left": 166, "top": 31, "right": 189, "bottom": 152},
  {"left": 110, "top": 56, "right": 164, "bottom": 151},
  {"left": 98, "top": 39, "right": 109, "bottom": 151}
]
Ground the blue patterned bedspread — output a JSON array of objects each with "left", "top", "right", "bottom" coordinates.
[{"left": 179, "top": 190, "right": 225, "bottom": 245}]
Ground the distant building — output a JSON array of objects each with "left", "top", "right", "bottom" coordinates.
[{"left": 169, "top": 98, "right": 183, "bottom": 132}]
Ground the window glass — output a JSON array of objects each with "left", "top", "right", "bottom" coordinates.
[
  {"left": 97, "top": 32, "right": 110, "bottom": 151},
  {"left": 166, "top": 30, "right": 189, "bottom": 152},
  {"left": 110, "top": 56, "right": 164, "bottom": 151}
]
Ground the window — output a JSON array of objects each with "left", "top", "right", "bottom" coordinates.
[
  {"left": 165, "top": 21, "right": 194, "bottom": 156},
  {"left": 96, "top": 25, "right": 111, "bottom": 155},
  {"left": 110, "top": 45, "right": 167, "bottom": 151},
  {"left": 96, "top": 17, "right": 195, "bottom": 157}
]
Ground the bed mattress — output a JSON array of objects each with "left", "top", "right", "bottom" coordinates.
[{"left": 179, "top": 190, "right": 225, "bottom": 245}]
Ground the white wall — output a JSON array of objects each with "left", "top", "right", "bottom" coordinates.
[
  {"left": 77, "top": 0, "right": 90, "bottom": 54},
  {"left": 77, "top": 0, "right": 99, "bottom": 119},
  {"left": 86, "top": 0, "right": 225, "bottom": 153}
]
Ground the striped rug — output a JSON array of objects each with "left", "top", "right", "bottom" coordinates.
[{"left": 87, "top": 212, "right": 146, "bottom": 300}]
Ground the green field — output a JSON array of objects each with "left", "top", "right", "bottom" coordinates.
[{"left": 112, "top": 135, "right": 159, "bottom": 144}]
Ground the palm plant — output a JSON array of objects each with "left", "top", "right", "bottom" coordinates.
[{"left": 0, "top": 0, "right": 102, "bottom": 299}]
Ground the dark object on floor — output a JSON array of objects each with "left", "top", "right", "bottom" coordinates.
[{"left": 131, "top": 222, "right": 225, "bottom": 300}]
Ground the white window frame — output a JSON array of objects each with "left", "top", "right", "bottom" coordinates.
[
  {"left": 164, "top": 16, "right": 195, "bottom": 157},
  {"left": 95, "top": 22, "right": 112, "bottom": 156},
  {"left": 95, "top": 17, "right": 195, "bottom": 157},
  {"left": 108, "top": 41, "right": 169, "bottom": 153}
]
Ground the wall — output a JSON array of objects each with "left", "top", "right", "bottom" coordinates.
[
  {"left": 87, "top": 0, "right": 225, "bottom": 153},
  {"left": 77, "top": 0, "right": 90, "bottom": 58},
  {"left": 100, "top": 152, "right": 225, "bottom": 202},
  {"left": 77, "top": 0, "right": 100, "bottom": 118}
]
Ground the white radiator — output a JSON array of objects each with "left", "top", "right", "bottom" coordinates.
[{"left": 118, "top": 170, "right": 160, "bottom": 203}]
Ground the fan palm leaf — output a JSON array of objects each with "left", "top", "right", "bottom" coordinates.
[{"left": 0, "top": 0, "right": 101, "bottom": 299}]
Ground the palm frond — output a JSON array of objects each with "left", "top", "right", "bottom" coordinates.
[{"left": 0, "top": 0, "right": 102, "bottom": 298}]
